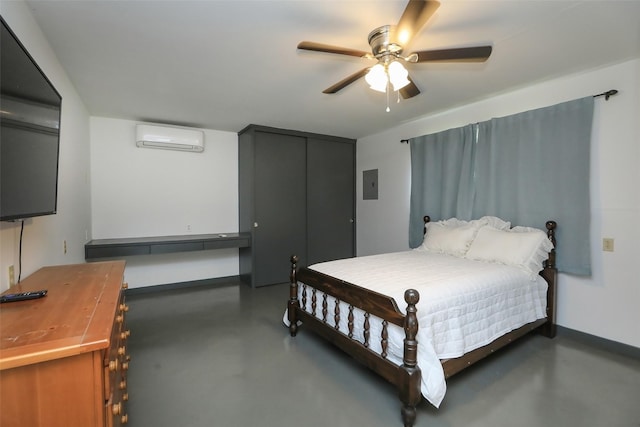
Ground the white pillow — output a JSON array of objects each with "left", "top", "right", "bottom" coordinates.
[
  {"left": 438, "top": 217, "right": 471, "bottom": 228},
  {"left": 421, "top": 221, "right": 479, "bottom": 257},
  {"left": 475, "top": 216, "right": 512, "bottom": 230},
  {"left": 465, "top": 225, "right": 554, "bottom": 278}
]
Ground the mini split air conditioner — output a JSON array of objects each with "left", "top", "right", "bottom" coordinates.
[{"left": 136, "top": 124, "right": 204, "bottom": 152}]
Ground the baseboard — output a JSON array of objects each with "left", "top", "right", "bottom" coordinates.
[
  {"left": 125, "top": 275, "right": 242, "bottom": 296},
  {"left": 557, "top": 326, "right": 640, "bottom": 360}
]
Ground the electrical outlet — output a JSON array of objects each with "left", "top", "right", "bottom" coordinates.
[
  {"left": 602, "top": 238, "right": 614, "bottom": 252},
  {"left": 8, "top": 265, "right": 15, "bottom": 286},
  {"left": 63, "top": 239, "right": 67, "bottom": 254}
]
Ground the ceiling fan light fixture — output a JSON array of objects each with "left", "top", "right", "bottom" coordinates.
[
  {"left": 388, "top": 60, "right": 410, "bottom": 91},
  {"left": 365, "top": 63, "right": 388, "bottom": 92},
  {"left": 299, "top": 0, "right": 492, "bottom": 102}
]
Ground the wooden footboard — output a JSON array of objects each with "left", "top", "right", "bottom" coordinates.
[{"left": 288, "top": 256, "right": 421, "bottom": 427}]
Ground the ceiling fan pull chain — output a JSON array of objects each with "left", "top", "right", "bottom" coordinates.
[{"left": 386, "top": 83, "right": 391, "bottom": 112}]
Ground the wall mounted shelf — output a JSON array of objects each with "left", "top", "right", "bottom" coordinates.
[{"left": 85, "top": 232, "right": 250, "bottom": 260}]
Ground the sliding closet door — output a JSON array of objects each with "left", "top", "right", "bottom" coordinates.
[
  {"left": 252, "top": 131, "right": 307, "bottom": 286},
  {"left": 239, "top": 125, "right": 355, "bottom": 286},
  {"left": 307, "top": 137, "right": 355, "bottom": 265}
]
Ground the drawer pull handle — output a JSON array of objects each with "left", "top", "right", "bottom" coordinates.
[
  {"left": 121, "top": 414, "right": 129, "bottom": 424},
  {"left": 123, "top": 393, "right": 129, "bottom": 402},
  {"left": 122, "top": 282, "right": 129, "bottom": 290},
  {"left": 120, "top": 329, "right": 131, "bottom": 340},
  {"left": 112, "top": 402, "right": 122, "bottom": 415},
  {"left": 118, "top": 346, "right": 126, "bottom": 356},
  {"left": 109, "top": 359, "right": 119, "bottom": 372},
  {"left": 116, "top": 315, "right": 124, "bottom": 324},
  {"left": 119, "top": 303, "right": 129, "bottom": 312},
  {"left": 119, "top": 379, "right": 127, "bottom": 390},
  {"left": 122, "top": 361, "right": 130, "bottom": 371}
]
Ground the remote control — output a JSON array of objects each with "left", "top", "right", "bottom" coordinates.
[{"left": 0, "top": 290, "right": 47, "bottom": 303}]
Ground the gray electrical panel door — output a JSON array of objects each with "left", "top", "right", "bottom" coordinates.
[{"left": 307, "top": 138, "right": 355, "bottom": 265}]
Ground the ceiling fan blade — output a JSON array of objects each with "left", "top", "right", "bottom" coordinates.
[
  {"left": 322, "top": 68, "right": 370, "bottom": 94},
  {"left": 399, "top": 77, "right": 420, "bottom": 99},
  {"left": 395, "top": 0, "right": 441, "bottom": 46},
  {"left": 412, "top": 45, "right": 493, "bottom": 62},
  {"left": 298, "top": 41, "right": 371, "bottom": 58}
]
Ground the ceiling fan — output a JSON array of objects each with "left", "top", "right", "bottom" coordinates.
[{"left": 297, "top": 0, "right": 492, "bottom": 101}]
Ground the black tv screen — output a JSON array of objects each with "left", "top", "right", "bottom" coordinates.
[{"left": 1, "top": 16, "right": 62, "bottom": 221}]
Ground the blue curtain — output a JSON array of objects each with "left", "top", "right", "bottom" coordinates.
[
  {"left": 409, "top": 96, "right": 594, "bottom": 275},
  {"left": 408, "top": 125, "right": 475, "bottom": 248}
]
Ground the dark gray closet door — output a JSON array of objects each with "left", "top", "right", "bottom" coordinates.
[
  {"left": 253, "top": 132, "right": 306, "bottom": 286},
  {"left": 307, "top": 138, "right": 355, "bottom": 265}
]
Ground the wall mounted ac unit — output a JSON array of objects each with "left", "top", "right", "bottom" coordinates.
[{"left": 136, "top": 124, "right": 204, "bottom": 152}]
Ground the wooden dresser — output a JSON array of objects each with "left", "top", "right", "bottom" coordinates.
[{"left": 0, "top": 261, "right": 130, "bottom": 427}]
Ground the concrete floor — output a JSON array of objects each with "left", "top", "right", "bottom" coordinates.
[{"left": 124, "top": 282, "right": 640, "bottom": 427}]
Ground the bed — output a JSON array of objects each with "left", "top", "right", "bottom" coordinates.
[{"left": 286, "top": 216, "right": 557, "bottom": 427}]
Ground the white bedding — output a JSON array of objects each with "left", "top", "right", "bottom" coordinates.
[{"left": 289, "top": 250, "right": 548, "bottom": 408}]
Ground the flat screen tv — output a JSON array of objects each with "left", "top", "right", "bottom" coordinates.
[{"left": 1, "top": 16, "right": 62, "bottom": 221}]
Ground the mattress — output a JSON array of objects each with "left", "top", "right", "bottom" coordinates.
[{"left": 289, "top": 250, "right": 548, "bottom": 408}]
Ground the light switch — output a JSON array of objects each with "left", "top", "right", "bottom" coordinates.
[{"left": 602, "top": 238, "right": 614, "bottom": 252}]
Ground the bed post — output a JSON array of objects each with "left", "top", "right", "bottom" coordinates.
[
  {"left": 423, "top": 215, "right": 431, "bottom": 235},
  {"left": 399, "top": 289, "right": 421, "bottom": 427},
  {"left": 288, "top": 255, "right": 300, "bottom": 337},
  {"left": 540, "top": 221, "right": 557, "bottom": 338}
]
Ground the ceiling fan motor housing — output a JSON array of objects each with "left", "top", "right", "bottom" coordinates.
[{"left": 368, "top": 25, "right": 403, "bottom": 59}]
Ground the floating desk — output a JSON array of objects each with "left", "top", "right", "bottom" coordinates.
[{"left": 85, "top": 232, "right": 251, "bottom": 260}]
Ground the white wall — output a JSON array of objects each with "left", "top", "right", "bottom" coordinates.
[
  {"left": 0, "top": 1, "right": 92, "bottom": 292},
  {"left": 356, "top": 59, "right": 640, "bottom": 348},
  {"left": 90, "top": 117, "right": 239, "bottom": 288}
]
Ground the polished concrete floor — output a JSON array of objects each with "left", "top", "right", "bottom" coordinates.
[{"left": 124, "top": 282, "right": 640, "bottom": 427}]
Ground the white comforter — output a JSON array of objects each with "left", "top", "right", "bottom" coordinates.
[{"left": 291, "top": 250, "right": 547, "bottom": 408}]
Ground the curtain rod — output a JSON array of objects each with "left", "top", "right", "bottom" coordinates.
[
  {"left": 400, "top": 89, "right": 619, "bottom": 144},
  {"left": 593, "top": 89, "right": 618, "bottom": 100}
]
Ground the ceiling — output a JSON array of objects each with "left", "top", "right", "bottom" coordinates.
[{"left": 25, "top": 0, "right": 640, "bottom": 140}]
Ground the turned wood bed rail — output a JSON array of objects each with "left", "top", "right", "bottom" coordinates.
[{"left": 287, "top": 216, "right": 558, "bottom": 427}]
